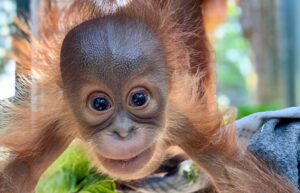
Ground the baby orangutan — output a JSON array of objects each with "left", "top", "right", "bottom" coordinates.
[
  {"left": 0, "top": 0, "right": 298, "bottom": 193},
  {"left": 0, "top": 0, "right": 209, "bottom": 192}
]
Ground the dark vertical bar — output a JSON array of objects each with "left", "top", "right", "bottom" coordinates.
[
  {"left": 277, "top": 0, "right": 296, "bottom": 107},
  {"left": 15, "top": 0, "right": 30, "bottom": 98},
  {"left": 295, "top": 1, "right": 300, "bottom": 104},
  {"left": 16, "top": 0, "right": 30, "bottom": 16}
]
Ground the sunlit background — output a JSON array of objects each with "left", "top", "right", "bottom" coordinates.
[
  {"left": 204, "top": 0, "right": 300, "bottom": 117},
  {"left": 0, "top": 0, "right": 15, "bottom": 99},
  {"left": 0, "top": 0, "right": 300, "bottom": 192}
]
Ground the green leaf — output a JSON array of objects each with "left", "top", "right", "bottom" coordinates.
[
  {"left": 35, "top": 169, "right": 77, "bottom": 193},
  {"left": 79, "top": 180, "right": 118, "bottom": 193},
  {"left": 36, "top": 144, "right": 117, "bottom": 193}
]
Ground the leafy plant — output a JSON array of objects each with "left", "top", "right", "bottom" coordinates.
[{"left": 36, "top": 144, "right": 118, "bottom": 193}]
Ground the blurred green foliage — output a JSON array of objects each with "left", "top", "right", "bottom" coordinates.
[
  {"left": 36, "top": 145, "right": 118, "bottom": 193},
  {"left": 237, "top": 104, "right": 283, "bottom": 119},
  {"left": 214, "top": 1, "right": 282, "bottom": 117},
  {"left": 215, "top": 1, "right": 253, "bottom": 105}
]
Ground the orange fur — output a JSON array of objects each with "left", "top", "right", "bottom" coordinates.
[{"left": 0, "top": 0, "right": 297, "bottom": 193}]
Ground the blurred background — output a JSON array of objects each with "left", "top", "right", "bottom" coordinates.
[
  {"left": 204, "top": 0, "right": 300, "bottom": 118},
  {"left": 0, "top": 0, "right": 299, "bottom": 192}
]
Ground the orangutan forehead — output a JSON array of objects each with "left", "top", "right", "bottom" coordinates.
[{"left": 60, "top": 16, "right": 166, "bottom": 83}]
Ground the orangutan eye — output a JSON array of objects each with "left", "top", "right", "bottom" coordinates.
[
  {"left": 129, "top": 88, "right": 150, "bottom": 108},
  {"left": 88, "top": 93, "right": 112, "bottom": 112},
  {"left": 92, "top": 97, "right": 111, "bottom": 111}
]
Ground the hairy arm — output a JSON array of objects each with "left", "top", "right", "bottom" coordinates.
[
  {"left": 169, "top": 109, "right": 299, "bottom": 193},
  {"left": 0, "top": 120, "right": 73, "bottom": 193},
  {"left": 181, "top": 141, "right": 298, "bottom": 193},
  {"left": 0, "top": 95, "right": 74, "bottom": 193},
  {"left": 168, "top": 73, "right": 298, "bottom": 192}
]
